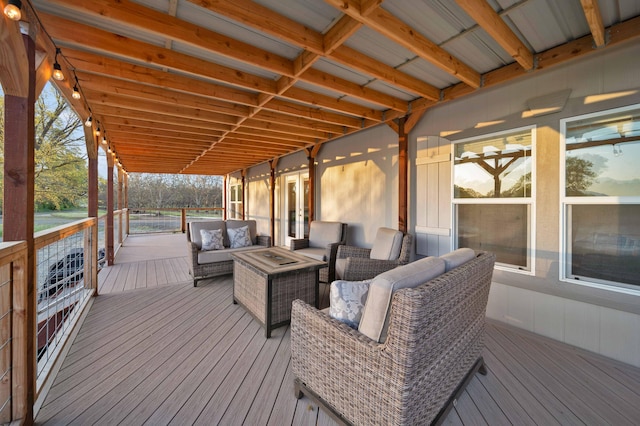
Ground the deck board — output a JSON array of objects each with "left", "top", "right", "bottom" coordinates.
[{"left": 36, "top": 234, "right": 640, "bottom": 425}]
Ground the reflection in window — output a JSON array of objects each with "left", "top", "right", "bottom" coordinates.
[
  {"left": 454, "top": 130, "right": 532, "bottom": 198},
  {"left": 452, "top": 126, "right": 535, "bottom": 272},
  {"left": 565, "top": 108, "right": 640, "bottom": 196},
  {"left": 562, "top": 105, "right": 640, "bottom": 292}
]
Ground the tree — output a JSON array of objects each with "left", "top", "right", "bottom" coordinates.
[
  {"left": 1, "top": 84, "right": 87, "bottom": 211},
  {"left": 566, "top": 156, "right": 598, "bottom": 196}
]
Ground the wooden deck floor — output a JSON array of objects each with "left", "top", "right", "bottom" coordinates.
[{"left": 36, "top": 234, "right": 640, "bottom": 425}]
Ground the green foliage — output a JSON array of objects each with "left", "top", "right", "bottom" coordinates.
[
  {"left": 1, "top": 84, "right": 86, "bottom": 211},
  {"left": 127, "top": 173, "right": 223, "bottom": 209}
]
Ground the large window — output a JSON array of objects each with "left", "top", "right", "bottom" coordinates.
[
  {"left": 562, "top": 105, "right": 640, "bottom": 292},
  {"left": 453, "top": 127, "right": 535, "bottom": 271}
]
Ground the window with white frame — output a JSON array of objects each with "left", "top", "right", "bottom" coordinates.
[
  {"left": 453, "top": 126, "right": 535, "bottom": 271},
  {"left": 229, "top": 182, "right": 243, "bottom": 219},
  {"left": 561, "top": 105, "right": 640, "bottom": 291}
]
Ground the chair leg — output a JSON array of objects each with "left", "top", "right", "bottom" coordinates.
[{"left": 294, "top": 378, "right": 304, "bottom": 399}]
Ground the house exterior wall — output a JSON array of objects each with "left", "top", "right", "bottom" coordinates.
[
  {"left": 237, "top": 42, "right": 640, "bottom": 367},
  {"left": 409, "top": 41, "right": 640, "bottom": 367}
]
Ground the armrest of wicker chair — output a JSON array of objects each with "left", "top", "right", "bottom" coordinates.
[
  {"left": 336, "top": 244, "right": 371, "bottom": 259},
  {"left": 340, "top": 257, "right": 402, "bottom": 281},
  {"left": 290, "top": 238, "right": 309, "bottom": 251},
  {"left": 257, "top": 235, "right": 271, "bottom": 247}
]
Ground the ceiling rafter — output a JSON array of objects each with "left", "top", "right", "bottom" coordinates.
[
  {"left": 323, "top": 0, "right": 481, "bottom": 88},
  {"left": 579, "top": 0, "right": 606, "bottom": 47},
  {"left": 454, "top": 0, "right": 534, "bottom": 70}
]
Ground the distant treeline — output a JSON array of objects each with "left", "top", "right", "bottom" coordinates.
[{"left": 107, "top": 173, "right": 223, "bottom": 209}]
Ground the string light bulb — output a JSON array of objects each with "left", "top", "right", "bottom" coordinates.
[
  {"left": 95, "top": 126, "right": 100, "bottom": 136},
  {"left": 3, "top": 0, "right": 22, "bottom": 21},
  {"left": 72, "top": 85, "right": 81, "bottom": 99},
  {"left": 52, "top": 48, "right": 64, "bottom": 81},
  {"left": 84, "top": 115, "right": 92, "bottom": 127},
  {"left": 101, "top": 136, "right": 107, "bottom": 145}
]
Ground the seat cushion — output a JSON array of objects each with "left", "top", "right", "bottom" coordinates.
[
  {"left": 359, "top": 257, "right": 445, "bottom": 343},
  {"left": 308, "top": 221, "right": 343, "bottom": 249},
  {"left": 200, "top": 228, "right": 224, "bottom": 251},
  {"left": 190, "top": 221, "right": 227, "bottom": 250},
  {"left": 440, "top": 248, "right": 476, "bottom": 272},
  {"left": 329, "top": 279, "right": 373, "bottom": 328},
  {"left": 294, "top": 247, "right": 326, "bottom": 261},
  {"left": 369, "top": 228, "right": 403, "bottom": 260}
]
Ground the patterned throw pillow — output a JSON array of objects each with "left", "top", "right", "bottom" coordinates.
[
  {"left": 329, "top": 279, "right": 372, "bottom": 328},
  {"left": 200, "top": 228, "right": 224, "bottom": 251},
  {"left": 228, "top": 225, "right": 252, "bottom": 248}
]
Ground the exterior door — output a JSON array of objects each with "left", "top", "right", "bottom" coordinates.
[{"left": 284, "top": 172, "right": 309, "bottom": 246}]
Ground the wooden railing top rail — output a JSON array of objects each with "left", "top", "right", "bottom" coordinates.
[
  {"left": 34, "top": 218, "right": 97, "bottom": 250},
  {"left": 0, "top": 241, "right": 28, "bottom": 263}
]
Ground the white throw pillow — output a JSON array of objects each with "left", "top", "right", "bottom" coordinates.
[
  {"left": 329, "top": 279, "right": 372, "bottom": 328},
  {"left": 200, "top": 228, "right": 224, "bottom": 251},
  {"left": 227, "top": 225, "right": 252, "bottom": 248}
]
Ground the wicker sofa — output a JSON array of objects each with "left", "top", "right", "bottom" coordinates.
[
  {"left": 291, "top": 250, "right": 496, "bottom": 425},
  {"left": 186, "top": 219, "right": 271, "bottom": 286}
]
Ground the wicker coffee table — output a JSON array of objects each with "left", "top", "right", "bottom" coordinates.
[{"left": 232, "top": 247, "right": 326, "bottom": 337}]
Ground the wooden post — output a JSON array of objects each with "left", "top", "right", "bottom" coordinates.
[
  {"left": 106, "top": 154, "right": 115, "bottom": 266},
  {"left": 117, "top": 168, "right": 124, "bottom": 244},
  {"left": 2, "top": 28, "right": 36, "bottom": 424},
  {"left": 124, "top": 173, "right": 129, "bottom": 236},
  {"left": 398, "top": 117, "right": 408, "bottom": 233},
  {"left": 307, "top": 151, "right": 315, "bottom": 224},
  {"left": 223, "top": 176, "right": 228, "bottom": 220},
  {"left": 241, "top": 169, "right": 246, "bottom": 220},
  {"left": 85, "top": 126, "right": 99, "bottom": 294},
  {"left": 269, "top": 158, "right": 278, "bottom": 244},
  {"left": 181, "top": 209, "right": 187, "bottom": 233}
]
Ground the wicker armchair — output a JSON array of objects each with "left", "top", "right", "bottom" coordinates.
[
  {"left": 290, "top": 221, "right": 347, "bottom": 283},
  {"left": 291, "top": 251, "right": 496, "bottom": 425},
  {"left": 335, "top": 228, "right": 413, "bottom": 281}
]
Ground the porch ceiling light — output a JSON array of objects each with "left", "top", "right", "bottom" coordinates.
[
  {"left": 101, "top": 136, "right": 107, "bottom": 145},
  {"left": 52, "top": 49, "right": 64, "bottom": 81},
  {"left": 4, "top": 0, "right": 22, "bottom": 21},
  {"left": 84, "top": 115, "right": 92, "bottom": 127},
  {"left": 95, "top": 126, "right": 100, "bottom": 136},
  {"left": 72, "top": 85, "right": 81, "bottom": 100}
]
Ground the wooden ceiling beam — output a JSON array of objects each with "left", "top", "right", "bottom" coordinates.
[
  {"left": 100, "top": 117, "right": 222, "bottom": 137},
  {"left": 231, "top": 127, "right": 316, "bottom": 144},
  {"left": 241, "top": 119, "right": 328, "bottom": 139},
  {"left": 579, "top": 0, "right": 606, "bottom": 47},
  {"left": 106, "top": 129, "right": 217, "bottom": 144},
  {"left": 0, "top": 10, "right": 29, "bottom": 97},
  {"left": 455, "top": 0, "right": 534, "bottom": 70},
  {"left": 261, "top": 98, "right": 363, "bottom": 128},
  {"left": 324, "top": 0, "right": 481, "bottom": 88},
  {"left": 38, "top": 12, "right": 278, "bottom": 95}
]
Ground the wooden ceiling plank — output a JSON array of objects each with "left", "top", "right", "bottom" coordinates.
[
  {"left": 324, "top": 0, "right": 481, "bottom": 88},
  {"left": 280, "top": 86, "right": 383, "bottom": 121},
  {"left": 47, "top": 0, "right": 294, "bottom": 77},
  {"left": 241, "top": 119, "right": 328, "bottom": 139},
  {"left": 101, "top": 117, "right": 222, "bottom": 137},
  {"left": 579, "top": 0, "right": 606, "bottom": 47},
  {"left": 262, "top": 98, "right": 363, "bottom": 128},
  {"left": 232, "top": 127, "right": 316, "bottom": 144},
  {"left": 38, "top": 12, "right": 278, "bottom": 95},
  {"left": 455, "top": 0, "right": 534, "bottom": 70},
  {"left": 300, "top": 67, "right": 407, "bottom": 111}
]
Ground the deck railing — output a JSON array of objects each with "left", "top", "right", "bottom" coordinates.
[
  {"left": 34, "top": 218, "right": 98, "bottom": 391},
  {"left": 127, "top": 207, "right": 224, "bottom": 234},
  {"left": 0, "top": 241, "right": 29, "bottom": 424}
]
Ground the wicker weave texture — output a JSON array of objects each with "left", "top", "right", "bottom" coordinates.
[
  {"left": 291, "top": 251, "right": 495, "bottom": 425},
  {"left": 337, "top": 233, "right": 414, "bottom": 281}
]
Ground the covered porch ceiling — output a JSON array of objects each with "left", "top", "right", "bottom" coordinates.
[{"left": 13, "top": 0, "right": 640, "bottom": 175}]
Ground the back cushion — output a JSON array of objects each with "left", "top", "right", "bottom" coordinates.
[
  {"left": 440, "top": 248, "right": 476, "bottom": 271},
  {"left": 308, "top": 221, "right": 343, "bottom": 249},
  {"left": 369, "top": 228, "right": 403, "bottom": 260},
  {"left": 227, "top": 220, "right": 257, "bottom": 245},
  {"left": 358, "top": 257, "right": 445, "bottom": 342},
  {"left": 189, "top": 221, "right": 226, "bottom": 250}
]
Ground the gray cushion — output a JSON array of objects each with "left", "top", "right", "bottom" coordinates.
[
  {"left": 190, "top": 221, "right": 226, "bottom": 250},
  {"left": 335, "top": 258, "right": 346, "bottom": 279},
  {"left": 329, "top": 279, "right": 373, "bottom": 328},
  {"left": 359, "top": 257, "right": 445, "bottom": 343},
  {"left": 308, "top": 221, "right": 343, "bottom": 249},
  {"left": 369, "top": 228, "right": 403, "bottom": 260},
  {"left": 440, "top": 248, "right": 476, "bottom": 272},
  {"left": 294, "top": 247, "right": 326, "bottom": 261},
  {"left": 197, "top": 244, "right": 263, "bottom": 264}
]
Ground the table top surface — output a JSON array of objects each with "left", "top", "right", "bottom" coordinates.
[{"left": 232, "top": 246, "right": 326, "bottom": 276}]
